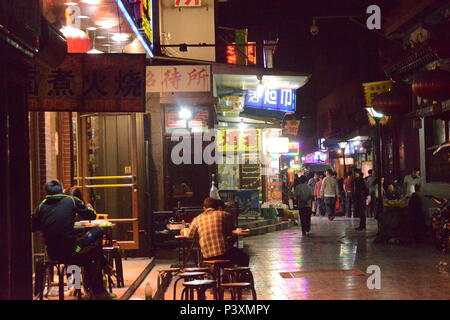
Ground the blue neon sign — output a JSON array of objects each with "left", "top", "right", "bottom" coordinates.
[{"left": 245, "top": 89, "right": 296, "bottom": 113}]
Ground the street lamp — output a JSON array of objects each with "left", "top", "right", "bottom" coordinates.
[
  {"left": 338, "top": 141, "right": 348, "bottom": 177},
  {"left": 366, "top": 107, "right": 384, "bottom": 217}
]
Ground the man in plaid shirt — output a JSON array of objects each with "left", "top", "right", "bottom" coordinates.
[{"left": 187, "top": 198, "right": 249, "bottom": 266}]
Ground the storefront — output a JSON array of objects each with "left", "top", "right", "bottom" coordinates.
[{"left": 212, "top": 64, "right": 310, "bottom": 208}]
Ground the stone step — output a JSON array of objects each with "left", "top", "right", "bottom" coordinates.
[
  {"left": 238, "top": 219, "right": 277, "bottom": 229},
  {"left": 246, "top": 220, "right": 294, "bottom": 237}
]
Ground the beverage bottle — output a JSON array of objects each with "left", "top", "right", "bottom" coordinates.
[{"left": 145, "top": 282, "right": 153, "bottom": 300}]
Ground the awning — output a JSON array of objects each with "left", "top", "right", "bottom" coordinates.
[{"left": 212, "top": 63, "right": 310, "bottom": 96}]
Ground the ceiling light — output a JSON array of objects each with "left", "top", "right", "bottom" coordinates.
[
  {"left": 366, "top": 107, "right": 384, "bottom": 119},
  {"left": 81, "top": 0, "right": 101, "bottom": 4},
  {"left": 96, "top": 36, "right": 107, "bottom": 39},
  {"left": 86, "top": 27, "right": 97, "bottom": 31},
  {"left": 111, "top": 33, "right": 130, "bottom": 42},
  {"left": 179, "top": 108, "right": 192, "bottom": 119},
  {"left": 96, "top": 19, "right": 117, "bottom": 29},
  {"left": 87, "top": 48, "right": 104, "bottom": 54},
  {"left": 78, "top": 16, "right": 89, "bottom": 19},
  {"left": 65, "top": 2, "right": 78, "bottom": 6},
  {"left": 102, "top": 43, "right": 113, "bottom": 47}
]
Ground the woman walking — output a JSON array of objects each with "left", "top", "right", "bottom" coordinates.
[{"left": 295, "top": 175, "right": 313, "bottom": 235}]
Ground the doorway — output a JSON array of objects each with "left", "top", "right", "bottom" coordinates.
[{"left": 76, "top": 113, "right": 140, "bottom": 250}]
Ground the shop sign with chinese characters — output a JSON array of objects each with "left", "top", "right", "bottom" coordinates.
[
  {"left": 175, "top": 0, "right": 202, "bottom": 7},
  {"left": 217, "top": 129, "right": 261, "bottom": 153},
  {"left": 146, "top": 65, "right": 211, "bottom": 93},
  {"left": 27, "top": 54, "right": 146, "bottom": 112},
  {"left": 282, "top": 120, "right": 301, "bottom": 136},
  {"left": 245, "top": 89, "right": 296, "bottom": 113}
]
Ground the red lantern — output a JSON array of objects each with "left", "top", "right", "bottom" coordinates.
[
  {"left": 412, "top": 68, "right": 450, "bottom": 101},
  {"left": 60, "top": 26, "right": 91, "bottom": 53},
  {"left": 372, "top": 84, "right": 411, "bottom": 116}
]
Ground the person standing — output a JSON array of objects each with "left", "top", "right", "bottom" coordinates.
[
  {"left": 365, "top": 169, "right": 377, "bottom": 217},
  {"left": 403, "top": 168, "right": 421, "bottom": 198},
  {"left": 295, "top": 175, "right": 313, "bottom": 235},
  {"left": 320, "top": 169, "right": 340, "bottom": 221},
  {"left": 308, "top": 173, "right": 319, "bottom": 215},
  {"left": 353, "top": 170, "right": 369, "bottom": 230},
  {"left": 314, "top": 174, "right": 325, "bottom": 216},
  {"left": 343, "top": 172, "right": 354, "bottom": 218}
]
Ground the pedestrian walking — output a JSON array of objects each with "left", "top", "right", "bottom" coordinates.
[
  {"left": 320, "top": 169, "right": 340, "bottom": 221},
  {"left": 353, "top": 170, "right": 369, "bottom": 230},
  {"left": 295, "top": 175, "right": 313, "bottom": 235}
]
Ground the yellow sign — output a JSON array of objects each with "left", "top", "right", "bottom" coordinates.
[
  {"left": 141, "top": 0, "right": 153, "bottom": 45},
  {"left": 217, "top": 129, "right": 260, "bottom": 152},
  {"left": 362, "top": 80, "right": 392, "bottom": 107}
]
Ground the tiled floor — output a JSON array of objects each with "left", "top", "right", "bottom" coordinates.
[
  {"left": 245, "top": 216, "right": 450, "bottom": 300},
  {"left": 44, "top": 258, "right": 151, "bottom": 300},
  {"left": 150, "top": 216, "right": 450, "bottom": 300}
]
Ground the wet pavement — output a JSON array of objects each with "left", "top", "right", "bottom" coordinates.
[{"left": 244, "top": 216, "right": 450, "bottom": 300}]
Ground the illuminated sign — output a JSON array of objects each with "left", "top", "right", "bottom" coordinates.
[
  {"left": 175, "top": 0, "right": 202, "bottom": 7},
  {"left": 266, "top": 137, "right": 289, "bottom": 153},
  {"left": 246, "top": 43, "right": 256, "bottom": 65},
  {"left": 226, "top": 45, "right": 237, "bottom": 64},
  {"left": 217, "top": 129, "right": 260, "bottom": 152},
  {"left": 245, "top": 89, "right": 296, "bottom": 113},
  {"left": 226, "top": 43, "right": 257, "bottom": 65},
  {"left": 141, "top": 0, "right": 153, "bottom": 45},
  {"left": 115, "top": 0, "right": 154, "bottom": 57}
]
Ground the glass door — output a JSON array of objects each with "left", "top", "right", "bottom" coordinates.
[{"left": 75, "top": 113, "right": 139, "bottom": 250}]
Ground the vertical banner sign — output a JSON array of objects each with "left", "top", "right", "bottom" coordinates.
[
  {"left": 27, "top": 53, "right": 146, "bottom": 112},
  {"left": 140, "top": 0, "right": 153, "bottom": 45},
  {"left": 175, "top": 0, "right": 202, "bottom": 7},
  {"left": 246, "top": 42, "right": 257, "bottom": 65},
  {"left": 217, "top": 129, "right": 261, "bottom": 153}
]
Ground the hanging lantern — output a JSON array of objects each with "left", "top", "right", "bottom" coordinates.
[
  {"left": 60, "top": 26, "right": 91, "bottom": 53},
  {"left": 372, "top": 83, "right": 411, "bottom": 116},
  {"left": 412, "top": 68, "right": 450, "bottom": 102}
]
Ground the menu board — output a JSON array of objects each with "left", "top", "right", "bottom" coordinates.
[{"left": 240, "top": 153, "right": 261, "bottom": 190}]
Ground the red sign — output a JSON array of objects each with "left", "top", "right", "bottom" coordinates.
[
  {"left": 175, "top": 0, "right": 201, "bottom": 7},
  {"left": 226, "top": 45, "right": 237, "bottom": 64},
  {"left": 27, "top": 53, "right": 146, "bottom": 112},
  {"left": 246, "top": 43, "right": 256, "bottom": 65}
]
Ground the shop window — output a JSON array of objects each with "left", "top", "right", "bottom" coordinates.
[{"left": 425, "top": 118, "right": 450, "bottom": 183}]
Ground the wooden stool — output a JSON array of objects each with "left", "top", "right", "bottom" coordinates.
[
  {"left": 183, "top": 267, "right": 212, "bottom": 278},
  {"left": 103, "top": 246, "right": 124, "bottom": 288},
  {"left": 157, "top": 268, "right": 180, "bottom": 300},
  {"left": 202, "top": 260, "right": 231, "bottom": 287},
  {"left": 42, "top": 261, "right": 83, "bottom": 300},
  {"left": 181, "top": 280, "right": 217, "bottom": 300},
  {"left": 220, "top": 282, "right": 257, "bottom": 300},
  {"left": 222, "top": 267, "right": 257, "bottom": 299},
  {"left": 172, "top": 272, "right": 207, "bottom": 300}
]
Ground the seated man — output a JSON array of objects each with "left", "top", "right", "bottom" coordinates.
[
  {"left": 186, "top": 197, "right": 249, "bottom": 267},
  {"left": 32, "top": 180, "right": 114, "bottom": 300}
]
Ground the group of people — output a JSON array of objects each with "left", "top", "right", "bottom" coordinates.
[{"left": 294, "top": 167, "right": 422, "bottom": 236}]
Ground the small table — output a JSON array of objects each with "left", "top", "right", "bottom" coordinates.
[{"left": 74, "top": 221, "right": 115, "bottom": 246}]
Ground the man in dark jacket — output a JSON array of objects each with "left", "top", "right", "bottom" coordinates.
[
  {"left": 354, "top": 170, "right": 369, "bottom": 230},
  {"left": 32, "top": 180, "right": 113, "bottom": 299}
]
